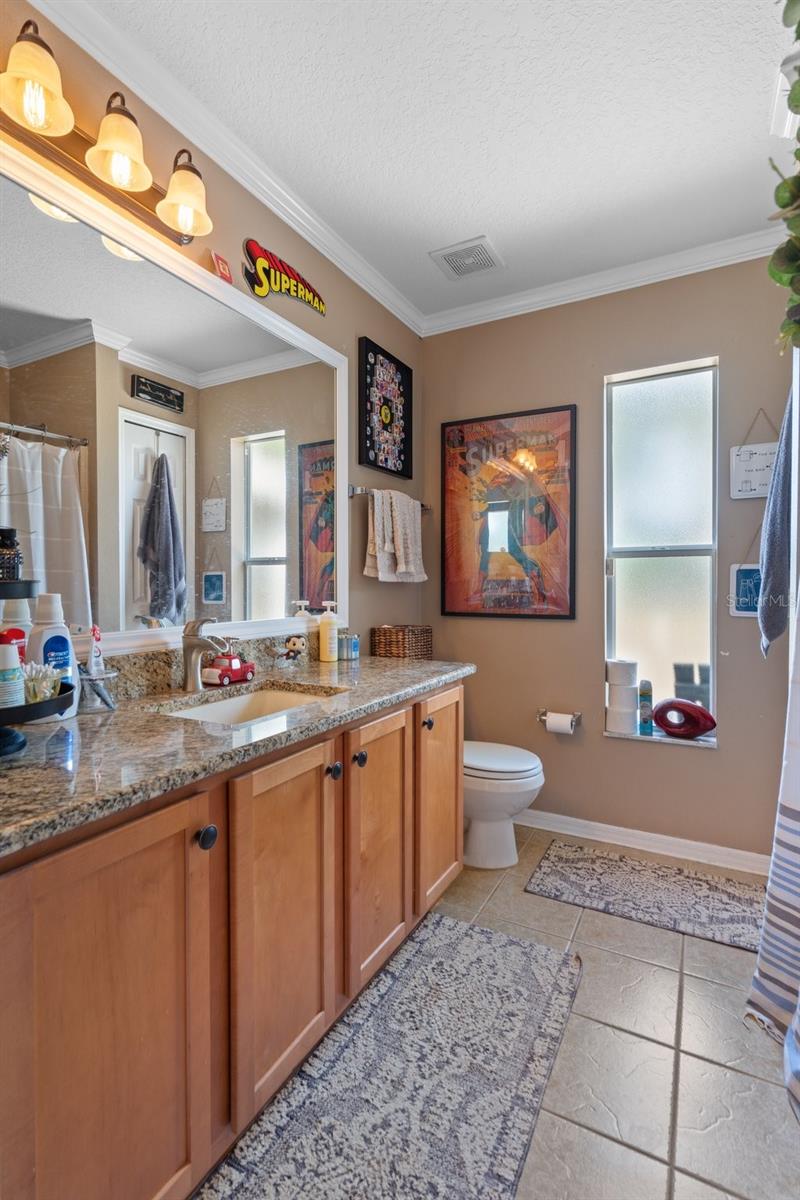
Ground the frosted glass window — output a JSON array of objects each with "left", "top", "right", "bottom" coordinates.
[
  {"left": 610, "top": 369, "right": 713, "bottom": 548},
  {"left": 247, "top": 436, "right": 286, "bottom": 558},
  {"left": 614, "top": 557, "right": 711, "bottom": 706},
  {"left": 247, "top": 564, "right": 286, "bottom": 620}
]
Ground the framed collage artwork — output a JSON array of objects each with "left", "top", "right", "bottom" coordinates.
[
  {"left": 441, "top": 406, "right": 576, "bottom": 619},
  {"left": 358, "top": 337, "right": 412, "bottom": 478}
]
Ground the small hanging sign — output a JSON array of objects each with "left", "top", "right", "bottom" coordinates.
[
  {"left": 242, "top": 238, "right": 326, "bottom": 315},
  {"left": 210, "top": 250, "right": 233, "bottom": 284},
  {"left": 131, "top": 374, "right": 184, "bottom": 414},
  {"left": 729, "top": 564, "right": 761, "bottom": 617},
  {"left": 729, "top": 442, "right": 778, "bottom": 499},
  {"left": 201, "top": 476, "right": 226, "bottom": 531}
]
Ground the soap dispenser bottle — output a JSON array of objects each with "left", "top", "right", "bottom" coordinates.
[{"left": 318, "top": 601, "right": 339, "bottom": 662}]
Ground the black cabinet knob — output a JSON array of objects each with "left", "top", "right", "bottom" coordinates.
[
  {"left": 353, "top": 750, "right": 368, "bottom": 768},
  {"left": 195, "top": 824, "right": 218, "bottom": 851},
  {"left": 326, "top": 761, "right": 343, "bottom": 781},
  {"left": 422, "top": 717, "right": 435, "bottom": 730}
]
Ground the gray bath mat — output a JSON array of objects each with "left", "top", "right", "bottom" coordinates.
[
  {"left": 525, "top": 839, "right": 764, "bottom": 951},
  {"left": 197, "top": 913, "right": 580, "bottom": 1199}
]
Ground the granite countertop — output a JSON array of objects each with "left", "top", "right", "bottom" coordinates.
[{"left": 0, "top": 657, "right": 475, "bottom": 860}]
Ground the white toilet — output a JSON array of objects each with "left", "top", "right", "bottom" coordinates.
[{"left": 463, "top": 741, "right": 545, "bottom": 869}]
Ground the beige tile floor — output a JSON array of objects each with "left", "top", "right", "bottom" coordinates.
[{"left": 435, "top": 825, "right": 800, "bottom": 1200}]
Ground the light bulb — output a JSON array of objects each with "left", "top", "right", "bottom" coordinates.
[
  {"left": 22, "top": 78, "right": 46, "bottom": 129},
  {"left": 176, "top": 204, "right": 195, "bottom": 235},
  {"left": 28, "top": 193, "right": 78, "bottom": 222},
  {"left": 110, "top": 151, "right": 133, "bottom": 188},
  {"left": 100, "top": 235, "right": 142, "bottom": 261}
]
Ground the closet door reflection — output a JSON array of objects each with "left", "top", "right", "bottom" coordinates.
[{"left": 122, "top": 417, "right": 188, "bottom": 630}]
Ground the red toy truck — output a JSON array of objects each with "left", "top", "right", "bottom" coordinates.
[{"left": 201, "top": 651, "right": 256, "bottom": 687}]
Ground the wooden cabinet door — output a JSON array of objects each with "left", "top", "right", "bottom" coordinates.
[
  {"left": 345, "top": 708, "right": 413, "bottom": 993},
  {"left": 415, "top": 686, "right": 464, "bottom": 915},
  {"left": 0, "top": 795, "right": 213, "bottom": 1200},
  {"left": 229, "top": 739, "right": 337, "bottom": 1130}
]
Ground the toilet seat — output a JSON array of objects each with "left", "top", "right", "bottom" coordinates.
[{"left": 464, "top": 740, "right": 542, "bottom": 781}]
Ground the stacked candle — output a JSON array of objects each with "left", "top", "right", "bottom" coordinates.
[{"left": 605, "top": 659, "right": 638, "bottom": 734}]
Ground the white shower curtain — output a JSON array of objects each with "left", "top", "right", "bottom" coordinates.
[
  {"left": 0, "top": 438, "right": 92, "bottom": 628},
  {"left": 747, "top": 593, "right": 800, "bottom": 1121}
]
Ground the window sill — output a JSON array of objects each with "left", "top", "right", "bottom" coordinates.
[{"left": 603, "top": 729, "right": 718, "bottom": 750}]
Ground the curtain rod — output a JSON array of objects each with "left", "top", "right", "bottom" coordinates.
[{"left": 0, "top": 420, "right": 89, "bottom": 447}]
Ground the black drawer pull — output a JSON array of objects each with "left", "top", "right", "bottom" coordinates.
[
  {"left": 195, "top": 825, "right": 218, "bottom": 851},
  {"left": 353, "top": 750, "right": 368, "bottom": 768},
  {"left": 326, "top": 761, "right": 343, "bottom": 781},
  {"left": 422, "top": 717, "right": 435, "bottom": 730}
]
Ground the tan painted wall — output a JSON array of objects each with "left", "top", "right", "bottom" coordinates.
[
  {"left": 1, "top": 1, "right": 425, "bottom": 640},
  {"left": 0, "top": 367, "right": 9, "bottom": 422},
  {"left": 195, "top": 362, "right": 334, "bottom": 621},
  {"left": 422, "top": 259, "right": 791, "bottom": 854},
  {"left": 8, "top": 344, "right": 97, "bottom": 607}
]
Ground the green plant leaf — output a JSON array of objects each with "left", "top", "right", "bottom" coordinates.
[
  {"left": 785, "top": 0, "right": 800, "bottom": 28},
  {"left": 789, "top": 78, "right": 800, "bottom": 113}
]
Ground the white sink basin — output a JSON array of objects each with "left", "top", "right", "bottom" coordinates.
[{"left": 169, "top": 689, "right": 321, "bottom": 729}]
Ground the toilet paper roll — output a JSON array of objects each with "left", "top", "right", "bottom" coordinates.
[
  {"left": 544, "top": 711, "right": 575, "bottom": 735},
  {"left": 607, "top": 683, "right": 639, "bottom": 712},
  {"left": 606, "top": 659, "right": 638, "bottom": 686},
  {"left": 605, "top": 707, "right": 638, "bottom": 735}
]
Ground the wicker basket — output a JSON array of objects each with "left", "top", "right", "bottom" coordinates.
[{"left": 370, "top": 624, "right": 433, "bottom": 660}]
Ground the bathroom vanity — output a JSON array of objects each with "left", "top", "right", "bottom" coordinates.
[{"left": 0, "top": 657, "right": 473, "bottom": 1200}]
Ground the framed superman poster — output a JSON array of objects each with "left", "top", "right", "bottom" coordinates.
[
  {"left": 298, "top": 440, "right": 335, "bottom": 612},
  {"left": 441, "top": 406, "right": 576, "bottom": 618}
]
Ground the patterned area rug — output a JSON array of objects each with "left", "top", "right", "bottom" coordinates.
[
  {"left": 198, "top": 914, "right": 580, "bottom": 1199},
  {"left": 525, "top": 839, "right": 765, "bottom": 951}
]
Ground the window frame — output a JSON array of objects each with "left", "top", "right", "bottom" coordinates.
[
  {"left": 243, "top": 431, "right": 288, "bottom": 621},
  {"left": 604, "top": 359, "right": 719, "bottom": 727}
]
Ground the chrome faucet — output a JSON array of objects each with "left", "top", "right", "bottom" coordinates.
[{"left": 182, "top": 618, "right": 225, "bottom": 693}]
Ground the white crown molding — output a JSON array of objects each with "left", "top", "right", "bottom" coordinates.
[
  {"left": 92, "top": 322, "right": 131, "bottom": 351},
  {"left": 21, "top": 2, "right": 785, "bottom": 342},
  {"left": 515, "top": 809, "right": 769, "bottom": 875},
  {"left": 30, "top": 0, "right": 427, "bottom": 336},
  {"left": 419, "top": 227, "right": 783, "bottom": 335},
  {"left": 117, "top": 345, "right": 316, "bottom": 390},
  {"left": 0, "top": 319, "right": 95, "bottom": 367},
  {"left": 197, "top": 348, "right": 316, "bottom": 389}
]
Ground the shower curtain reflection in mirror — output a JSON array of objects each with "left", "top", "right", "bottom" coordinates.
[{"left": 0, "top": 437, "right": 92, "bottom": 627}]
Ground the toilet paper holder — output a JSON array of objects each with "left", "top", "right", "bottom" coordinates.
[{"left": 537, "top": 708, "right": 582, "bottom": 731}]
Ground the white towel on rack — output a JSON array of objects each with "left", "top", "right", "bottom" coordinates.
[
  {"left": 389, "top": 491, "right": 427, "bottom": 582},
  {"left": 363, "top": 490, "right": 426, "bottom": 583}
]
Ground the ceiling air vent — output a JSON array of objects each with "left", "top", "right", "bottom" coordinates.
[{"left": 429, "top": 236, "right": 504, "bottom": 281}]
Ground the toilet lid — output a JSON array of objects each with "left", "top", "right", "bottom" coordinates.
[{"left": 464, "top": 741, "right": 543, "bottom": 780}]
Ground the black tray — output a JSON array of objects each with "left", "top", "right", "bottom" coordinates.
[
  {"left": 0, "top": 681, "right": 75, "bottom": 726},
  {"left": 0, "top": 579, "right": 40, "bottom": 600}
]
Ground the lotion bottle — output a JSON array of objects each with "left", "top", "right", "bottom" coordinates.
[
  {"left": 27, "top": 593, "right": 80, "bottom": 719},
  {"left": 318, "top": 601, "right": 339, "bottom": 662}
]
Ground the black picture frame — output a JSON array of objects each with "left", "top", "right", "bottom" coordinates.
[
  {"left": 441, "top": 405, "right": 577, "bottom": 619},
  {"left": 358, "top": 336, "right": 413, "bottom": 479}
]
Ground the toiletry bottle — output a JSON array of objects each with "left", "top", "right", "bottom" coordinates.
[
  {"left": 0, "top": 598, "right": 33, "bottom": 663},
  {"left": 0, "top": 643, "right": 24, "bottom": 708},
  {"left": 27, "top": 593, "right": 80, "bottom": 718},
  {"left": 639, "top": 679, "right": 653, "bottom": 736},
  {"left": 318, "top": 601, "right": 339, "bottom": 662}
]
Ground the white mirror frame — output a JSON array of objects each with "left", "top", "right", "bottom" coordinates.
[{"left": 0, "top": 140, "right": 349, "bottom": 656}]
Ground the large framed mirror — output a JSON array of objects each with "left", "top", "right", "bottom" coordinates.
[{"left": 0, "top": 143, "right": 348, "bottom": 654}]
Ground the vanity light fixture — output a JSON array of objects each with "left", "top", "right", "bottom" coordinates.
[
  {"left": 85, "top": 92, "right": 152, "bottom": 192},
  {"left": 100, "top": 234, "right": 143, "bottom": 262},
  {"left": 28, "top": 192, "right": 78, "bottom": 222},
  {"left": 155, "top": 149, "right": 213, "bottom": 237},
  {"left": 0, "top": 21, "right": 74, "bottom": 136}
]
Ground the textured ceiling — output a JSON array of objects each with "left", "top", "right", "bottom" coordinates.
[
  {"left": 0, "top": 176, "right": 293, "bottom": 369},
  {"left": 60, "top": 0, "right": 788, "bottom": 317}
]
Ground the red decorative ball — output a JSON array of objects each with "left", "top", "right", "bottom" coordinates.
[{"left": 653, "top": 698, "right": 716, "bottom": 740}]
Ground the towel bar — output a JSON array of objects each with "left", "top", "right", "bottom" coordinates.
[{"left": 348, "top": 484, "right": 431, "bottom": 513}]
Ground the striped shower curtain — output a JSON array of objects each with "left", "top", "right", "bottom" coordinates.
[{"left": 747, "top": 596, "right": 800, "bottom": 1120}]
